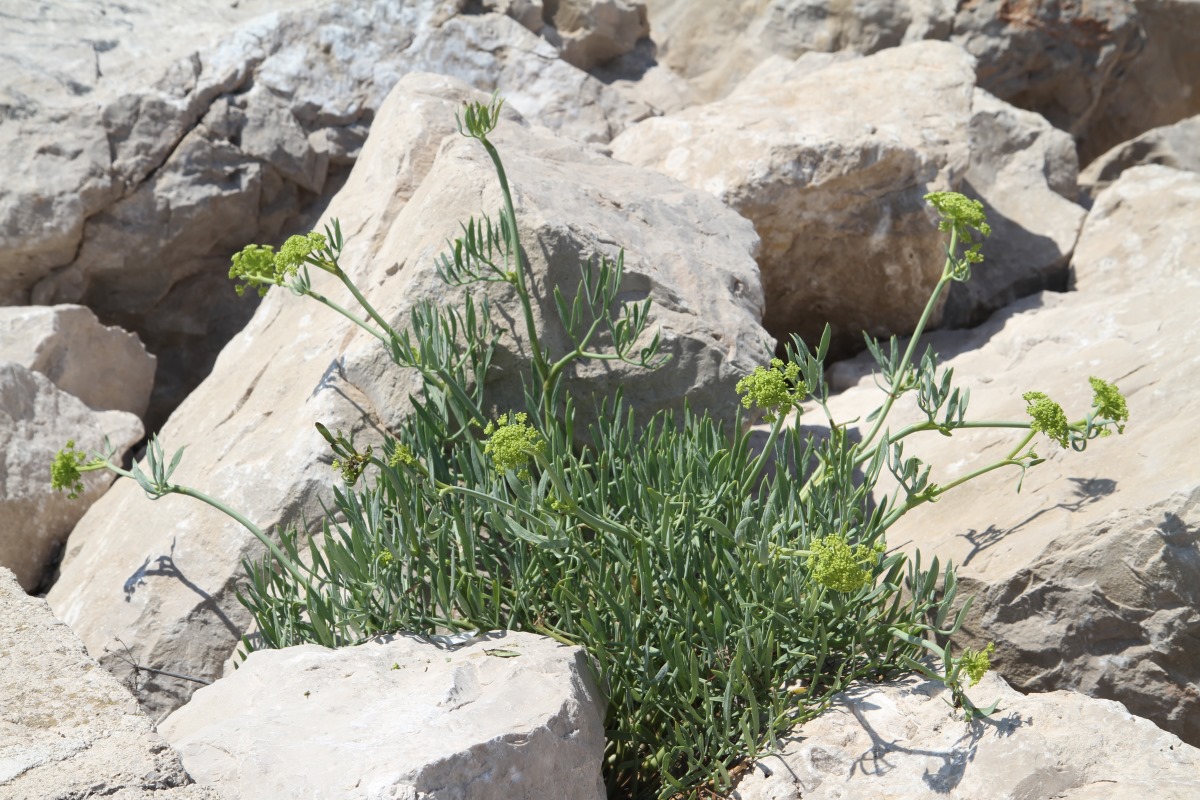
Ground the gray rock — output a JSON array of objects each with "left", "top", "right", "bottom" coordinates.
[
  {"left": 47, "top": 72, "right": 770, "bottom": 719},
  {"left": 1079, "top": 115, "right": 1200, "bottom": 201},
  {"left": 159, "top": 631, "right": 606, "bottom": 800},
  {"left": 0, "top": 363, "right": 142, "bottom": 592},
  {"left": 814, "top": 166, "right": 1200, "bottom": 747},
  {"left": 0, "top": 305, "right": 155, "bottom": 417},
  {"left": 940, "top": 89, "right": 1086, "bottom": 330},
  {"left": 610, "top": 41, "right": 974, "bottom": 357},
  {"left": 641, "top": 0, "right": 955, "bottom": 101},
  {"left": 0, "top": 566, "right": 223, "bottom": 800},
  {"left": 1, "top": 0, "right": 656, "bottom": 431},
  {"left": 546, "top": 0, "right": 651, "bottom": 71},
  {"left": 732, "top": 670, "right": 1200, "bottom": 799}
]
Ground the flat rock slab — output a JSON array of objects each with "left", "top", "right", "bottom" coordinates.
[
  {"left": 0, "top": 567, "right": 222, "bottom": 800},
  {"left": 732, "top": 671, "right": 1200, "bottom": 799},
  {"left": 159, "top": 631, "right": 606, "bottom": 800}
]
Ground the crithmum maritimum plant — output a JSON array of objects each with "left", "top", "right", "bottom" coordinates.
[{"left": 53, "top": 97, "right": 1128, "bottom": 799}]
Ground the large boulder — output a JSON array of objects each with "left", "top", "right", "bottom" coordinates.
[
  {"left": 731, "top": 669, "right": 1200, "bottom": 799},
  {"left": 939, "top": 88, "right": 1086, "bottom": 330},
  {"left": 611, "top": 41, "right": 976, "bottom": 357},
  {"left": 0, "top": 363, "right": 142, "bottom": 592},
  {"left": 159, "top": 631, "right": 606, "bottom": 799},
  {"left": 818, "top": 165, "right": 1200, "bottom": 746},
  {"left": 640, "top": 0, "right": 955, "bottom": 101},
  {"left": 1, "top": 0, "right": 656, "bottom": 431},
  {"left": 46, "top": 72, "right": 771, "bottom": 718},
  {"left": 0, "top": 304, "right": 155, "bottom": 417},
  {"left": 0, "top": 567, "right": 222, "bottom": 799},
  {"left": 1079, "top": 114, "right": 1200, "bottom": 201}
]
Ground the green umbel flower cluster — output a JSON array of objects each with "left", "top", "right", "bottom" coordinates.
[
  {"left": 483, "top": 413, "right": 545, "bottom": 479},
  {"left": 50, "top": 440, "right": 88, "bottom": 499},
  {"left": 229, "top": 232, "right": 328, "bottom": 296},
  {"left": 924, "top": 191, "right": 991, "bottom": 266},
  {"left": 735, "top": 358, "right": 807, "bottom": 423},
  {"left": 332, "top": 444, "right": 372, "bottom": 485},
  {"left": 961, "top": 642, "right": 996, "bottom": 686},
  {"left": 1089, "top": 376, "right": 1129, "bottom": 434},
  {"left": 1023, "top": 391, "right": 1069, "bottom": 448},
  {"left": 806, "top": 535, "right": 878, "bottom": 593},
  {"left": 387, "top": 443, "right": 418, "bottom": 469}
]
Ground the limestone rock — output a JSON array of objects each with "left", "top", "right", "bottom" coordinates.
[
  {"left": 731, "top": 670, "right": 1200, "bottom": 799},
  {"left": 641, "top": 0, "right": 955, "bottom": 101},
  {"left": 1079, "top": 115, "right": 1200, "bottom": 201},
  {"left": 0, "top": 363, "right": 142, "bottom": 592},
  {"left": 1, "top": 0, "right": 655, "bottom": 431},
  {"left": 46, "top": 72, "right": 770, "bottom": 718},
  {"left": 610, "top": 41, "right": 974, "bottom": 357},
  {"left": 0, "top": 567, "right": 223, "bottom": 800},
  {"left": 940, "top": 88, "right": 1085, "bottom": 330},
  {"left": 814, "top": 167, "right": 1200, "bottom": 746},
  {"left": 0, "top": 305, "right": 155, "bottom": 417},
  {"left": 159, "top": 631, "right": 605, "bottom": 800},
  {"left": 950, "top": 0, "right": 1200, "bottom": 165},
  {"left": 546, "top": 0, "right": 651, "bottom": 71}
]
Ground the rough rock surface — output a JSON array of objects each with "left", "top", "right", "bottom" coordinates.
[
  {"left": 545, "top": 0, "right": 651, "bottom": 71},
  {"left": 611, "top": 41, "right": 974, "bottom": 357},
  {"left": 940, "top": 88, "right": 1085, "bottom": 329},
  {"left": 641, "top": 0, "right": 955, "bottom": 101},
  {"left": 47, "top": 72, "right": 771, "bottom": 718},
  {"left": 159, "top": 631, "right": 605, "bottom": 800},
  {"left": 731, "top": 670, "right": 1200, "bottom": 799},
  {"left": 818, "top": 166, "right": 1200, "bottom": 746},
  {"left": 0, "top": 567, "right": 223, "bottom": 800},
  {"left": 1, "top": 0, "right": 656, "bottom": 431},
  {"left": 0, "top": 363, "right": 142, "bottom": 592},
  {"left": 1079, "top": 114, "right": 1200, "bottom": 201},
  {"left": 0, "top": 304, "right": 155, "bottom": 416}
]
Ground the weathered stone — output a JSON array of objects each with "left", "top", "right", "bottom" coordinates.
[
  {"left": 159, "top": 631, "right": 605, "bottom": 800},
  {"left": 731, "top": 670, "right": 1200, "bottom": 799},
  {"left": 0, "top": 567, "right": 223, "bottom": 799},
  {"left": 1, "top": 0, "right": 656, "bottom": 431},
  {"left": 1079, "top": 115, "right": 1200, "bottom": 201},
  {"left": 0, "top": 305, "right": 155, "bottom": 417},
  {"left": 641, "top": 0, "right": 955, "bottom": 101},
  {"left": 950, "top": 0, "right": 1200, "bottom": 165},
  {"left": 0, "top": 363, "right": 142, "bottom": 592},
  {"left": 940, "top": 88, "right": 1086, "bottom": 329},
  {"left": 546, "top": 0, "right": 651, "bottom": 71},
  {"left": 47, "top": 72, "right": 770, "bottom": 718},
  {"left": 815, "top": 167, "right": 1200, "bottom": 746},
  {"left": 610, "top": 41, "right": 974, "bottom": 357}
]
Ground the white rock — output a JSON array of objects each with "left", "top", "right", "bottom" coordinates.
[
  {"left": 611, "top": 40, "right": 974, "bottom": 357},
  {"left": 732, "top": 671, "right": 1200, "bottom": 799},
  {"left": 0, "top": 363, "right": 142, "bottom": 592},
  {"left": 47, "top": 72, "right": 770, "bottom": 718},
  {"left": 0, "top": 304, "right": 155, "bottom": 416},
  {"left": 159, "top": 631, "right": 606, "bottom": 800},
  {"left": 0, "top": 566, "right": 223, "bottom": 799}
]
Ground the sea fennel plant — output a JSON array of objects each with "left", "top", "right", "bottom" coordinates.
[{"left": 53, "top": 98, "right": 1129, "bottom": 799}]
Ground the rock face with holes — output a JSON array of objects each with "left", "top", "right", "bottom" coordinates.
[
  {"left": 46, "top": 72, "right": 771, "bottom": 719},
  {"left": 0, "top": 0, "right": 657, "bottom": 431},
  {"left": 731, "top": 670, "right": 1200, "bottom": 799},
  {"left": 0, "top": 567, "right": 223, "bottom": 799},
  {"left": 611, "top": 41, "right": 975, "bottom": 357},
  {"left": 0, "top": 363, "right": 143, "bottom": 592},
  {"left": 817, "top": 165, "right": 1200, "bottom": 747},
  {"left": 158, "top": 631, "right": 605, "bottom": 800}
]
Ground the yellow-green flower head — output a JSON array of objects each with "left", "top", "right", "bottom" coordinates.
[
  {"left": 50, "top": 440, "right": 87, "bottom": 499},
  {"left": 275, "top": 232, "right": 327, "bottom": 280},
  {"left": 387, "top": 443, "right": 418, "bottom": 469},
  {"left": 807, "top": 535, "right": 876, "bottom": 593},
  {"left": 376, "top": 549, "right": 394, "bottom": 567},
  {"left": 924, "top": 192, "right": 991, "bottom": 236},
  {"left": 1089, "top": 377, "right": 1129, "bottom": 434},
  {"left": 1023, "top": 391, "right": 1069, "bottom": 448},
  {"left": 483, "top": 412, "right": 545, "bottom": 478},
  {"left": 961, "top": 642, "right": 995, "bottom": 687},
  {"left": 735, "top": 359, "right": 807, "bottom": 424},
  {"left": 228, "top": 244, "right": 276, "bottom": 297},
  {"left": 332, "top": 444, "right": 372, "bottom": 485}
]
